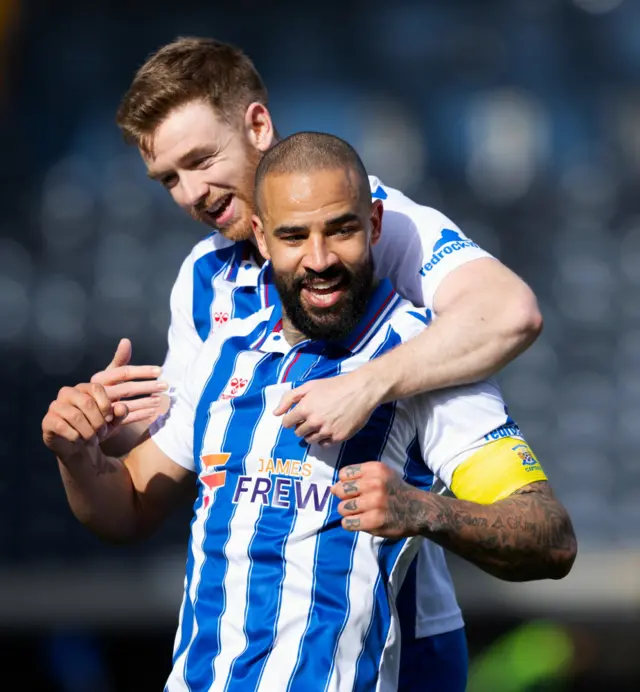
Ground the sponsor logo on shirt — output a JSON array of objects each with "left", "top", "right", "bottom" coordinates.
[
  {"left": 220, "top": 377, "right": 248, "bottom": 400},
  {"left": 199, "top": 452, "right": 232, "bottom": 507},
  {"left": 233, "top": 456, "right": 330, "bottom": 512},
  {"left": 213, "top": 311, "right": 229, "bottom": 326},
  {"left": 371, "top": 185, "right": 388, "bottom": 200},
  {"left": 198, "top": 451, "right": 331, "bottom": 513},
  {"left": 484, "top": 422, "right": 522, "bottom": 441},
  {"left": 484, "top": 407, "right": 521, "bottom": 441},
  {"left": 419, "top": 229, "right": 479, "bottom": 276}
]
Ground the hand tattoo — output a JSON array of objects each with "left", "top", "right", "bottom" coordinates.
[
  {"left": 342, "top": 481, "right": 359, "bottom": 495},
  {"left": 343, "top": 465, "right": 361, "bottom": 478},
  {"left": 379, "top": 476, "right": 427, "bottom": 537},
  {"left": 343, "top": 500, "right": 358, "bottom": 512},
  {"left": 344, "top": 517, "right": 361, "bottom": 530}
]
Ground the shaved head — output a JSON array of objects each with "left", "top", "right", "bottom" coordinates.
[
  {"left": 254, "top": 131, "right": 370, "bottom": 219},
  {"left": 250, "top": 131, "right": 383, "bottom": 344}
]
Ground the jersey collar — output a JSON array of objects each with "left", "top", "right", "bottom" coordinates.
[
  {"left": 226, "top": 241, "right": 265, "bottom": 287},
  {"left": 255, "top": 278, "right": 399, "bottom": 356}
]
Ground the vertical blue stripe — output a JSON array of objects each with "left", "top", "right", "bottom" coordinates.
[
  {"left": 192, "top": 247, "right": 236, "bottom": 341},
  {"left": 403, "top": 436, "right": 434, "bottom": 491},
  {"left": 184, "top": 343, "right": 281, "bottom": 690},
  {"left": 353, "top": 407, "right": 432, "bottom": 691},
  {"left": 170, "top": 324, "right": 264, "bottom": 680},
  {"left": 352, "top": 538, "right": 411, "bottom": 692},
  {"left": 396, "top": 559, "right": 417, "bottom": 643},
  {"left": 224, "top": 424, "right": 309, "bottom": 691},
  {"left": 287, "top": 395, "right": 399, "bottom": 692},
  {"left": 225, "top": 351, "right": 345, "bottom": 692},
  {"left": 231, "top": 285, "right": 262, "bottom": 321}
]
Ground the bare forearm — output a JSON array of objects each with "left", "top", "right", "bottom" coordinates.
[
  {"left": 368, "top": 304, "right": 533, "bottom": 404},
  {"left": 371, "top": 313, "right": 510, "bottom": 402},
  {"left": 58, "top": 447, "right": 143, "bottom": 543},
  {"left": 100, "top": 421, "right": 150, "bottom": 458},
  {"left": 391, "top": 482, "right": 576, "bottom": 581},
  {"left": 365, "top": 261, "right": 542, "bottom": 402}
]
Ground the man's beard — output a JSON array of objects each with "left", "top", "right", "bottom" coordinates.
[
  {"left": 274, "top": 256, "right": 375, "bottom": 342},
  {"left": 190, "top": 145, "right": 263, "bottom": 243}
]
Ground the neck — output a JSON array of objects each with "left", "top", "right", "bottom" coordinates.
[
  {"left": 244, "top": 233, "right": 265, "bottom": 267},
  {"left": 281, "top": 314, "right": 308, "bottom": 346}
]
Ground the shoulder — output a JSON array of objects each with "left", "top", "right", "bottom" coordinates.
[
  {"left": 201, "top": 304, "right": 275, "bottom": 349},
  {"left": 385, "top": 298, "right": 433, "bottom": 342},
  {"left": 187, "top": 233, "right": 236, "bottom": 265},
  {"left": 369, "top": 176, "right": 459, "bottom": 239},
  {"left": 171, "top": 234, "right": 237, "bottom": 292}
]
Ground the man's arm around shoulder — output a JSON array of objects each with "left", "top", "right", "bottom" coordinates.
[{"left": 373, "top": 257, "right": 543, "bottom": 403}]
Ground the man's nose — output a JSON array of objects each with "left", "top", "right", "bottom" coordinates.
[
  {"left": 181, "top": 173, "right": 209, "bottom": 207},
  {"left": 302, "top": 237, "right": 339, "bottom": 273}
]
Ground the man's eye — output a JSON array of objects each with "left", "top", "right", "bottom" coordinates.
[
  {"left": 160, "top": 174, "right": 178, "bottom": 189},
  {"left": 195, "top": 156, "right": 214, "bottom": 169},
  {"left": 335, "top": 227, "right": 356, "bottom": 236}
]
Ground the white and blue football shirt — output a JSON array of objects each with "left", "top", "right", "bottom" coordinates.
[
  {"left": 160, "top": 176, "right": 491, "bottom": 387},
  {"left": 158, "top": 177, "right": 492, "bottom": 645},
  {"left": 152, "top": 279, "right": 513, "bottom": 692}
]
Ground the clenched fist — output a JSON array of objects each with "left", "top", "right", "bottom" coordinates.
[
  {"left": 331, "top": 461, "right": 429, "bottom": 538},
  {"left": 42, "top": 383, "right": 128, "bottom": 461}
]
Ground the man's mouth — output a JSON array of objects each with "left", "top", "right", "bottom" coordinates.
[
  {"left": 300, "top": 276, "right": 348, "bottom": 309},
  {"left": 205, "top": 193, "right": 235, "bottom": 226}
]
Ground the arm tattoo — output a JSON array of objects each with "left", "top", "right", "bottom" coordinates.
[
  {"left": 381, "top": 479, "right": 577, "bottom": 582},
  {"left": 419, "top": 482, "right": 577, "bottom": 581}
]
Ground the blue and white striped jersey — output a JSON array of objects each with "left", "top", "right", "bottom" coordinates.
[
  {"left": 158, "top": 176, "right": 492, "bottom": 649},
  {"left": 152, "top": 279, "right": 512, "bottom": 692},
  {"left": 160, "top": 176, "right": 491, "bottom": 388}
]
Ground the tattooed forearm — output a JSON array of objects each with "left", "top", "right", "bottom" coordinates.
[{"left": 385, "top": 480, "right": 577, "bottom": 582}]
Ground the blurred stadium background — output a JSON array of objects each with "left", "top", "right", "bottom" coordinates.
[{"left": 1, "top": 0, "right": 639, "bottom": 689}]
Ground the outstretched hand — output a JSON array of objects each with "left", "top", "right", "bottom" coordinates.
[{"left": 90, "top": 338, "right": 167, "bottom": 426}]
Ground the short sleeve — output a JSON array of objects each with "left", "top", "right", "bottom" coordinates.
[
  {"left": 370, "top": 180, "right": 492, "bottom": 311},
  {"left": 150, "top": 366, "right": 197, "bottom": 472},
  {"left": 413, "top": 380, "right": 514, "bottom": 488},
  {"left": 161, "top": 253, "right": 204, "bottom": 389}
]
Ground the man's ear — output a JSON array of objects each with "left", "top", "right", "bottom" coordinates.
[
  {"left": 244, "top": 103, "right": 276, "bottom": 153},
  {"left": 252, "top": 214, "right": 271, "bottom": 261},
  {"left": 370, "top": 199, "right": 384, "bottom": 246}
]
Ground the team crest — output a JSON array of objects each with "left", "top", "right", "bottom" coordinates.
[{"left": 512, "top": 443, "right": 537, "bottom": 466}]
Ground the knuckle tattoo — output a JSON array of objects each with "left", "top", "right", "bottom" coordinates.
[
  {"left": 343, "top": 481, "right": 358, "bottom": 494},
  {"left": 344, "top": 518, "right": 361, "bottom": 531}
]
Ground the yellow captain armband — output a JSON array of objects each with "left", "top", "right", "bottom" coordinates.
[{"left": 450, "top": 437, "right": 548, "bottom": 505}]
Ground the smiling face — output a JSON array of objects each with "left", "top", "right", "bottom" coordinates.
[
  {"left": 143, "top": 100, "right": 273, "bottom": 242},
  {"left": 252, "top": 167, "right": 383, "bottom": 342}
]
